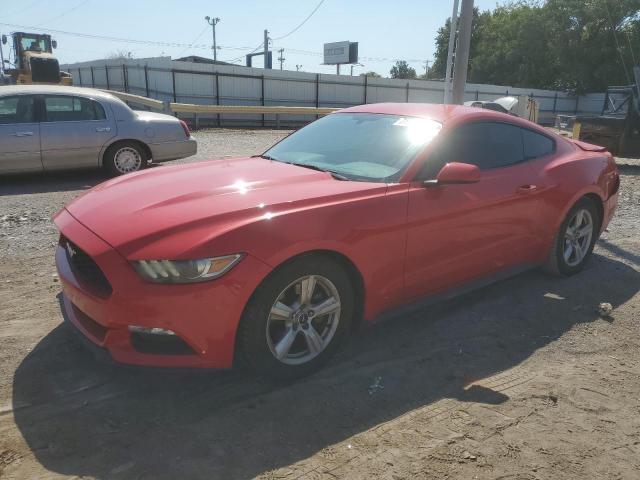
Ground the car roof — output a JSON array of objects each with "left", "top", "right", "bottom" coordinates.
[
  {"left": 0, "top": 84, "right": 116, "bottom": 101},
  {"left": 339, "top": 102, "right": 520, "bottom": 124},
  {"left": 338, "top": 102, "right": 555, "bottom": 137}
]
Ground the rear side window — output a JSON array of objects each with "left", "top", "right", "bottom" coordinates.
[
  {"left": 44, "top": 96, "right": 106, "bottom": 122},
  {"left": 422, "top": 122, "right": 524, "bottom": 177},
  {"left": 521, "top": 128, "right": 554, "bottom": 160},
  {"left": 0, "top": 96, "right": 35, "bottom": 124}
]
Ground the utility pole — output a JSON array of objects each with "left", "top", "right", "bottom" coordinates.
[
  {"left": 423, "top": 60, "right": 431, "bottom": 78},
  {"left": 263, "top": 29, "right": 270, "bottom": 69},
  {"left": 205, "top": 16, "right": 220, "bottom": 62},
  {"left": 350, "top": 63, "right": 363, "bottom": 76},
  {"left": 277, "top": 48, "right": 285, "bottom": 70},
  {"left": 451, "top": 0, "right": 473, "bottom": 104},
  {"left": 443, "top": 0, "right": 459, "bottom": 103},
  {"left": 0, "top": 38, "right": 5, "bottom": 76}
]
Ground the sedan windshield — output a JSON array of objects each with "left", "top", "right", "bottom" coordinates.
[{"left": 264, "top": 113, "right": 442, "bottom": 182}]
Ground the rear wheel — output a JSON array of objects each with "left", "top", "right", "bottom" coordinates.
[
  {"left": 238, "top": 256, "right": 354, "bottom": 379},
  {"left": 104, "top": 141, "right": 147, "bottom": 176},
  {"left": 545, "top": 198, "right": 600, "bottom": 276}
]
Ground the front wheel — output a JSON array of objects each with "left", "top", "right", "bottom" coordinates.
[
  {"left": 237, "top": 256, "right": 354, "bottom": 379},
  {"left": 545, "top": 198, "right": 600, "bottom": 276}
]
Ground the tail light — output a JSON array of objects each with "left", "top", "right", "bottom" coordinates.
[{"left": 179, "top": 120, "right": 190, "bottom": 138}]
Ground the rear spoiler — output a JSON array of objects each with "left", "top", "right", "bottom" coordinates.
[{"left": 571, "top": 139, "right": 608, "bottom": 152}]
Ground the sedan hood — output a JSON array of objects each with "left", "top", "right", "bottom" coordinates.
[{"left": 64, "top": 157, "right": 386, "bottom": 258}]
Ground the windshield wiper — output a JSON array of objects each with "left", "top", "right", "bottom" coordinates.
[
  {"left": 284, "top": 162, "right": 350, "bottom": 181},
  {"left": 251, "top": 153, "right": 278, "bottom": 161}
]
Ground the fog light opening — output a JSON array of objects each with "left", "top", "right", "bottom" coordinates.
[{"left": 128, "top": 325, "right": 176, "bottom": 336}]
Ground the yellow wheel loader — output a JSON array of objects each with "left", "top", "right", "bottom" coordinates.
[{"left": 1, "top": 32, "right": 72, "bottom": 86}]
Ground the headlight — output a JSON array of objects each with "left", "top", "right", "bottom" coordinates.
[{"left": 132, "top": 254, "right": 243, "bottom": 284}]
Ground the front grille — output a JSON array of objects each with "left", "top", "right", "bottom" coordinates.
[{"left": 62, "top": 236, "right": 113, "bottom": 297}]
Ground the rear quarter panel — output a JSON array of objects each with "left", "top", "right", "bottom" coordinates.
[{"left": 527, "top": 138, "right": 617, "bottom": 255}]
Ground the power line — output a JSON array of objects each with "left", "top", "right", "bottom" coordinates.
[
  {"left": 225, "top": 41, "right": 264, "bottom": 64},
  {"left": 176, "top": 25, "right": 209, "bottom": 58},
  {"left": 36, "top": 0, "right": 91, "bottom": 27},
  {"left": 3, "top": 0, "right": 45, "bottom": 18},
  {"left": 0, "top": 22, "right": 256, "bottom": 51},
  {"left": 272, "top": 0, "right": 325, "bottom": 41},
  {"left": 0, "top": 21, "right": 422, "bottom": 67}
]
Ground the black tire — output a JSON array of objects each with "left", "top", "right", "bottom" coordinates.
[
  {"left": 237, "top": 255, "right": 355, "bottom": 380},
  {"left": 544, "top": 197, "right": 601, "bottom": 276},
  {"left": 103, "top": 141, "right": 147, "bottom": 176}
]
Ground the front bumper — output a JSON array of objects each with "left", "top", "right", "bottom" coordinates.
[
  {"left": 54, "top": 208, "right": 271, "bottom": 369},
  {"left": 149, "top": 137, "right": 197, "bottom": 163}
]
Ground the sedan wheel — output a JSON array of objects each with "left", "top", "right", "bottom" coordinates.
[
  {"left": 113, "top": 147, "right": 143, "bottom": 174},
  {"left": 238, "top": 256, "right": 354, "bottom": 379},
  {"left": 104, "top": 141, "right": 147, "bottom": 176}
]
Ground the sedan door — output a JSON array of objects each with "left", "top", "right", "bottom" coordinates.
[
  {"left": 0, "top": 95, "right": 42, "bottom": 173},
  {"left": 40, "top": 95, "right": 116, "bottom": 171},
  {"left": 403, "top": 121, "right": 544, "bottom": 301}
]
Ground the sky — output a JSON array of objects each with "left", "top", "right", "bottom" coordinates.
[{"left": 0, "top": 0, "right": 502, "bottom": 76}]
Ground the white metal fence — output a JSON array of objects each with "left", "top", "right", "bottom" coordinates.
[{"left": 62, "top": 56, "right": 605, "bottom": 127}]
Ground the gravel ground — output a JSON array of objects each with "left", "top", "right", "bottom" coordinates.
[{"left": 0, "top": 129, "right": 639, "bottom": 480}]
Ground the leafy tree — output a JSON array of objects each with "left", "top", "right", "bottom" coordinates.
[
  {"left": 430, "top": 0, "right": 640, "bottom": 93},
  {"left": 390, "top": 60, "right": 417, "bottom": 79},
  {"left": 428, "top": 7, "right": 488, "bottom": 80},
  {"left": 360, "top": 71, "right": 382, "bottom": 78}
]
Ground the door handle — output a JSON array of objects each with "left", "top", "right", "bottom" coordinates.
[
  {"left": 517, "top": 184, "right": 538, "bottom": 194},
  {"left": 95, "top": 127, "right": 111, "bottom": 132},
  {"left": 11, "top": 131, "right": 34, "bottom": 137}
]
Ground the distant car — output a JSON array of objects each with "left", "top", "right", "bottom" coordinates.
[
  {"left": 54, "top": 103, "right": 619, "bottom": 379},
  {"left": 0, "top": 85, "right": 196, "bottom": 175}
]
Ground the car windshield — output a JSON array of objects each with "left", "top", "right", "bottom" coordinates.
[{"left": 264, "top": 113, "right": 442, "bottom": 182}]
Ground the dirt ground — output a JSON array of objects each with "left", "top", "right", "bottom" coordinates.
[{"left": 1, "top": 129, "right": 639, "bottom": 480}]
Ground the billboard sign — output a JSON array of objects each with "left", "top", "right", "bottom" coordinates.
[{"left": 324, "top": 41, "right": 358, "bottom": 65}]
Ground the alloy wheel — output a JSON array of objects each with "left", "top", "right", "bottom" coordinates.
[
  {"left": 563, "top": 208, "right": 594, "bottom": 267},
  {"left": 266, "top": 274, "right": 341, "bottom": 365}
]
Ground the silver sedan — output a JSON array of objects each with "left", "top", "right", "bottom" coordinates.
[{"left": 0, "top": 85, "right": 197, "bottom": 175}]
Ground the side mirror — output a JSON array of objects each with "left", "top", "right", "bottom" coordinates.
[
  {"left": 52, "top": 40, "right": 57, "bottom": 49},
  {"left": 423, "top": 162, "right": 481, "bottom": 187},
  {"left": 1, "top": 35, "right": 6, "bottom": 45}
]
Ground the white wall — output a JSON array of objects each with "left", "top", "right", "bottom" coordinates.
[{"left": 63, "top": 56, "right": 604, "bottom": 127}]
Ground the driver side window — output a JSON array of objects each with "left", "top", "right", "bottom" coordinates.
[{"left": 419, "top": 121, "right": 524, "bottom": 179}]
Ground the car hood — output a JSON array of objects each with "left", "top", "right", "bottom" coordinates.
[{"left": 63, "top": 157, "right": 387, "bottom": 259}]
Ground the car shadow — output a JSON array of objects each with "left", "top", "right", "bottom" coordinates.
[
  {"left": 12, "top": 254, "right": 639, "bottom": 479},
  {"left": 0, "top": 170, "right": 108, "bottom": 196}
]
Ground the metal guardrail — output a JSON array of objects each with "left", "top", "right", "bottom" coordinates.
[
  {"left": 169, "top": 102, "right": 337, "bottom": 116},
  {"left": 103, "top": 89, "right": 338, "bottom": 128},
  {"left": 101, "top": 89, "right": 165, "bottom": 110}
]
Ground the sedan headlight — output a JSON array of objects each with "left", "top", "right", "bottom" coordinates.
[{"left": 133, "top": 254, "right": 243, "bottom": 284}]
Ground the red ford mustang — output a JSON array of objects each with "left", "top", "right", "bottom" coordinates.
[{"left": 54, "top": 103, "right": 619, "bottom": 378}]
